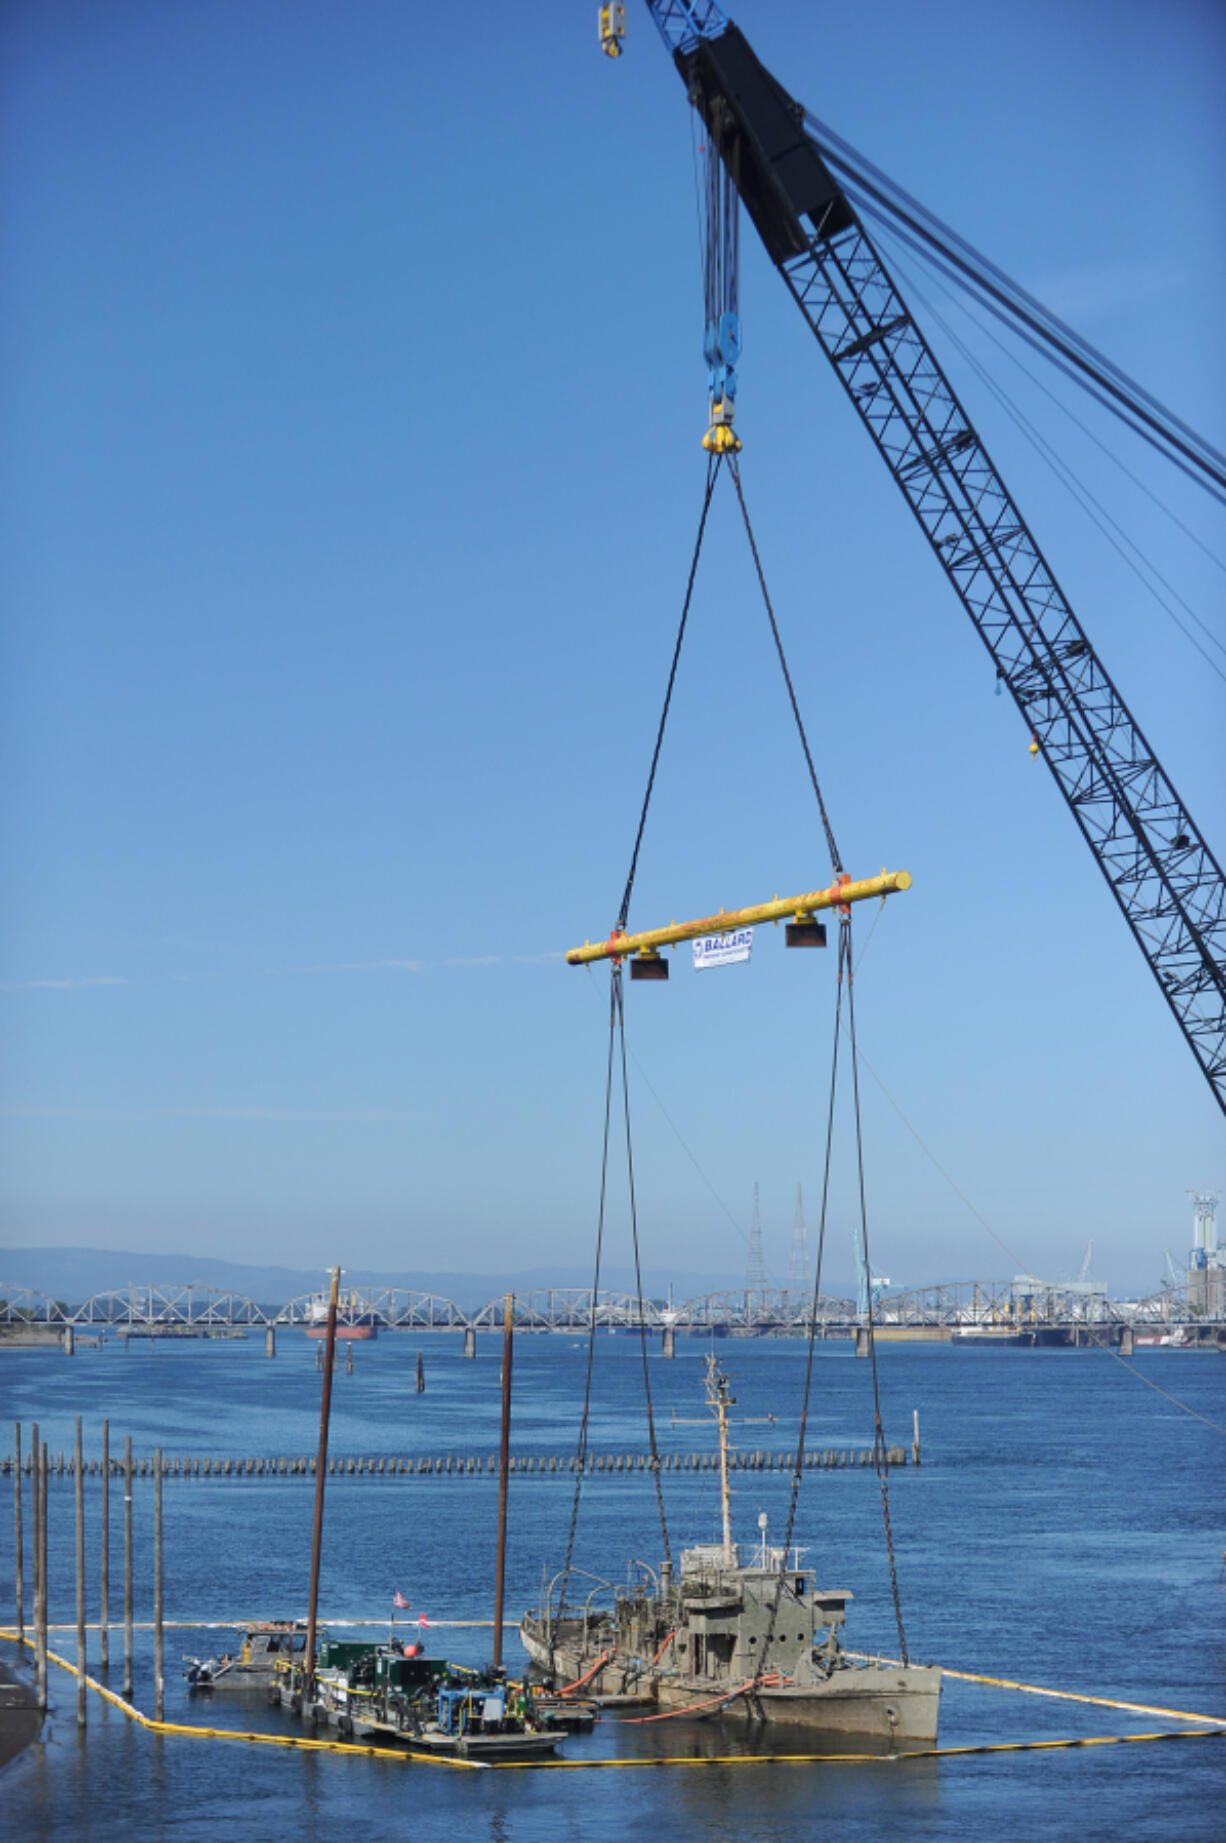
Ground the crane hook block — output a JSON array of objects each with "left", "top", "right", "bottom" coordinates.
[
  {"left": 703, "top": 420, "right": 742, "bottom": 453},
  {"left": 598, "top": 3, "right": 626, "bottom": 57}
]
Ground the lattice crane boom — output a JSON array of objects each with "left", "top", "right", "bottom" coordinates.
[{"left": 635, "top": 8, "right": 1226, "bottom": 1114}]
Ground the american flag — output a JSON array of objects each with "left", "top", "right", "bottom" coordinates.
[{"left": 392, "top": 1590, "right": 411, "bottom": 1610}]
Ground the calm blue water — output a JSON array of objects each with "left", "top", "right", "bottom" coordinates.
[{"left": 2, "top": 1333, "right": 1224, "bottom": 1840}]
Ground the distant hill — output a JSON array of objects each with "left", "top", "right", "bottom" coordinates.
[{"left": 0, "top": 1246, "right": 814, "bottom": 1312}]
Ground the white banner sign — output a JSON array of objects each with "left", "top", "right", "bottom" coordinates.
[{"left": 692, "top": 927, "right": 753, "bottom": 971}]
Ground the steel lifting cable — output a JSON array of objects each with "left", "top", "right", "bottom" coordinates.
[
  {"left": 614, "top": 971, "right": 672, "bottom": 1567},
  {"left": 755, "top": 919, "right": 846, "bottom": 1703},
  {"left": 559, "top": 466, "right": 724, "bottom": 1637},
  {"left": 845, "top": 930, "right": 909, "bottom": 1664},
  {"left": 617, "top": 453, "right": 723, "bottom": 931},
  {"left": 729, "top": 459, "right": 844, "bottom": 879},
  {"left": 556, "top": 977, "right": 620, "bottom": 1651},
  {"left": 727, "top": 460, "right": 909, "bottom": 1677}
]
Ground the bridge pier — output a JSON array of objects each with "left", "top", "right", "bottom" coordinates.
[
  {"left": 463, "top": 1328, "right": 476, "bottom": 1359},
  {"left": 661, "top": 1326, "right": 675, "bottom": 1359},
  {"left": 265, "top": 1326, "right": 276, "bottom": 1358},
  {"left": 63, "top": 1325, "right": 75, "bottom": 1357},
  {"left": 854, "top": 1327, "right": 869, "bottom": 1358},
  {"left": 1118, "top": 1325, "right": 1134, "bottom": 1356}
]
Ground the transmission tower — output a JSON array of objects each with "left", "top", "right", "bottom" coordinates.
[
  {"left": 1187, "top": 1189, "right": 1222, "bottom": 1316},
  {"left": 787, "top": 1185, "right": 809, "bottom": 1297},
  {"left": 745, "top": 1182, "right": 768, "bottom": 1321}
]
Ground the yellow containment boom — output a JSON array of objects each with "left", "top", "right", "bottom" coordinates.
[{"left": 566, "top": 869, "right": 912, "bottom": 967}]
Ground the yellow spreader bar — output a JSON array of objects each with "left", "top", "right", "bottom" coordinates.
[{"left": 566, "top": 869, "right": 912, "bottom": 967}]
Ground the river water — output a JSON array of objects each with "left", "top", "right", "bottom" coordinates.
[{"left": 2, "top": 1332, "right": 1223, "bottom": 1840}]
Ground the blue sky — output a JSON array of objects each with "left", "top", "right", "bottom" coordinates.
[{"left": 2, "top": 0, "right": 1223, "bottom": 1296}]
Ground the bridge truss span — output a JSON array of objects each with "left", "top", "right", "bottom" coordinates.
[
  {"left": 0, "top": 1285, "right": 70, "bottom": 1325},
  {"left": 473, "top": 1290, "right": 668, "bottom": 1332},
  {"left": 71, "top": 1285, "right": 271, "bottom": 1328},
  {"left": 275, "top": 1289, "right": 470, "bottom": 1330},
  {"left": 677, "top": 1289, "right": 857, "bottom": 1330}
]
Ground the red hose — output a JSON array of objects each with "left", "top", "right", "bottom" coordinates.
[
  {"left": 556, "top": 1648, "right": 613, "bottom": 1696},
  {"left": 619, "top": 1671, "right": 789, "bottom": 1724}
]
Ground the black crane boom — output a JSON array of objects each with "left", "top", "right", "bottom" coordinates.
[{"left": 674, "top": 23, "right": 1226, "bottom": 1114}]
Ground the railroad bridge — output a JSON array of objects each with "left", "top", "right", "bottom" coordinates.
[{"left": 1, "top": 1278, "right": 1219, "bottom": 1346}]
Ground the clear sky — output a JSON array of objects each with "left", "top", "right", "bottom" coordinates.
[{"left": 2, "top": 0, "right": 1223, "bottom": 1297}]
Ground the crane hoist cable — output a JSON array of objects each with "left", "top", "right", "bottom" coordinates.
[
  {"left": 556, "top": 965, "right": 672, "bottom": 1640},
  {"left": 802, "top": 108, "right": 1226, "bottom": 506},
  {"left": 701, "top": 123, "right": 742, "bottom": 453}
]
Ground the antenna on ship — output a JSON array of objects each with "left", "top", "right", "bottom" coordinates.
[
  {"left": 787, "top": 1185, "right": 809, "bottom": 1303},
  {"left": 703, "top": 1354, "right": 736, "bottom": 1564},
  {"left": 745, "top": 1183, "right": 767, "bottom": 1327}
]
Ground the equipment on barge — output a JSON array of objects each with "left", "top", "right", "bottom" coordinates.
[{"left": 276, "top": 1641, "right": 562, "bottom": 1760}]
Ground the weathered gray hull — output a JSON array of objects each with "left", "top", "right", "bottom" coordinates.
[
  {"left": 520, "top": 1621, "right": 940, "bottom": 1744},
  {"left": 658, "top": 1665, "right": 942, "bottom": 1742}
]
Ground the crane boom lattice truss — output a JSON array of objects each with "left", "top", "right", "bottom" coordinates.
[{"left": 655, "top": 16, "right": 1226, "bottom": 1114}]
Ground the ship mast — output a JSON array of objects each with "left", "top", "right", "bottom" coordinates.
[{"left": 705, "top": 1355, "right": 735, "bottom": 1564}]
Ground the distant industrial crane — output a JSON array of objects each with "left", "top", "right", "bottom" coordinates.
[{"left": 613, "top": 3, "right": 1226, "bottom": 1114}]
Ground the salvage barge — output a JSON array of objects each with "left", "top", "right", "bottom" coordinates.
[{"left": 275, "top": 1642, "right": 561, "bottom": 1759}]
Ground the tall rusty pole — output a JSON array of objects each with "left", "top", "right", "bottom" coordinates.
[
  {"left": 36, "top": 1440, "right": 48, "bottom": 1712},
  {"left": 123, "top": 1435, "right": 134, "bottom": 1699},
  {"left": 29, "top": 1421, "right": 39, "bottom": 1664},
  {"left": 74, "top": 1417, "right": 87, "bottom": 1726},
  {"left": 153, "top": 1447, "right": 164, "bottom": 1720},
  {"left": 304, "top": 1266, "right": 341, "bottom": 1697},
  {"left": 100, "top": 1419, "right": 110, "bottom": 1671},
  {"left": 12, "top": 1423, "right": 23, "bottom": 1641},
  {"left": 492, "top": 1292, "right": 514, "bottom": 1670}
]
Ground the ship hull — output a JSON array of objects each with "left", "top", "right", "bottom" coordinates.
[
  {"left": 658, "top": 1667, "right": 941, "bottom": 1742},
  {"left": 520, "top": 1621, "right": 940, "bottom": 1744}
]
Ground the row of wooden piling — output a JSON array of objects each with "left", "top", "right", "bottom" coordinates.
[
  {"left": 10, "top": 1419, "right": 165, "bottom": 1728},
  {"left": 4, "top": 1446, "right": 911, "bottom": 1479}
]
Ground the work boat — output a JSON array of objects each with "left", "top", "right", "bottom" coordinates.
[
  {"left": 520, "top": 1359, "right": 941, "bottom": 1744},
  {"left": 183, "top": 1620, "right": 319, "bottom": 1689}
]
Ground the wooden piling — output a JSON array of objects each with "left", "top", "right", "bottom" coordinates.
[
  {"left": 100, "top": 1420, "right": 109, "bottom": 1671},
  {"left": 12, "top": 1423, "right": 22, "bottom": 1641},
  {"left": 492, "top": 1293, "right": 514, "bottom": 1671},
  {"left": 305, "top": 1266, "right": 340, "bottom": 1697},
  {"left": 75, "top": 1417, "right": 87, "bottom": 1726},
  {"left": 912, "top": 1409, "right": 921, "bottom": 1467},
  {"left": 415, "top": 1351, "right": 425, "bottom": 1392},
  {"left": 153, "top": 1446, "right": 164, "bottom": 1720},
  {"left": 37, "top": 1439, "right": 49, "bottom": 1712},
  {"left": 30, "top": 1425, "right": 41, "bottom": 1693},
  {"left": 123, "top": 1435, "right": 134, "bottom": 1699}
]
